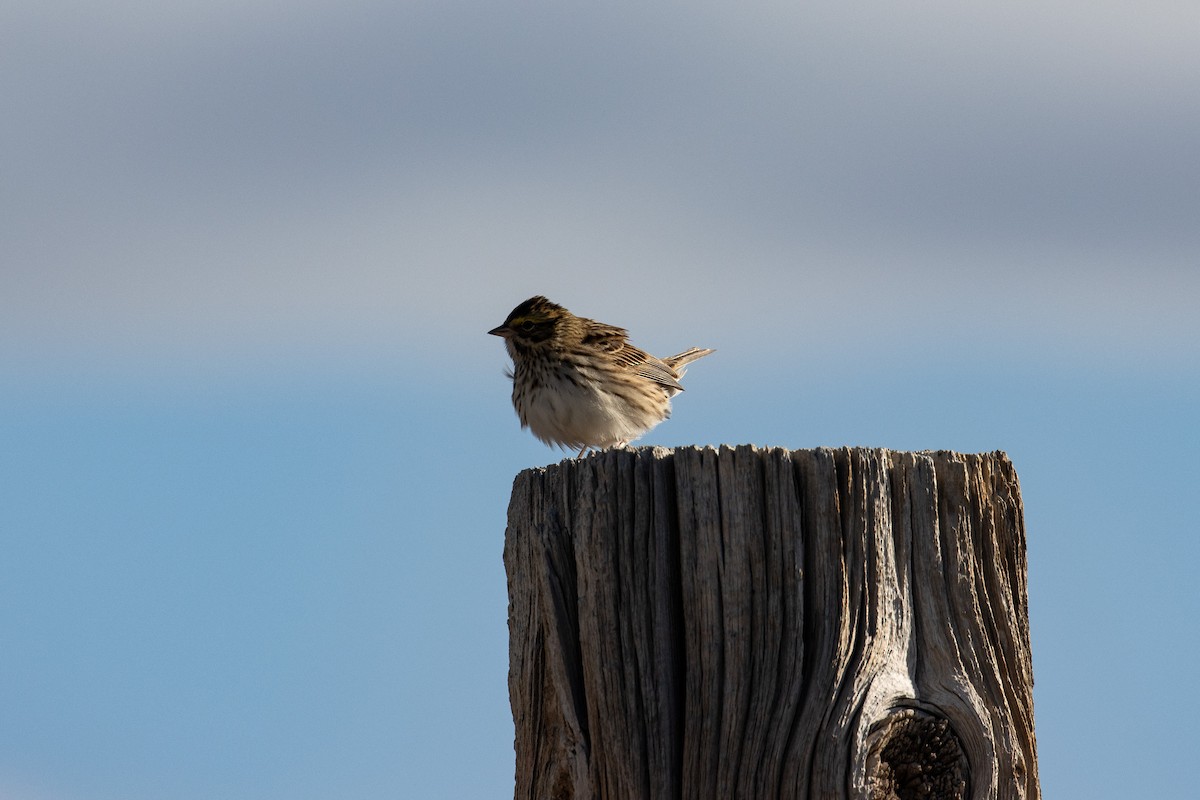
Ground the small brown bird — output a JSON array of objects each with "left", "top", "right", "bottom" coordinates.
[{"left": 489, "top": 296, "right": 714, "bottom": 457}]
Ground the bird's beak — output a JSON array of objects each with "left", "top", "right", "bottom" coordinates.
[{"left": 488, "top": 325, "right": 511, "bottom": 338}]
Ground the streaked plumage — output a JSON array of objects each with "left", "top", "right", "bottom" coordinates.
[{"left": 489, "top": 296, "right": 713, "bottom": 457}]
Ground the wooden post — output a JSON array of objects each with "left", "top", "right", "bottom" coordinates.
[{"left": 504, "top": 446, "right": 1039, "bottom": 800}]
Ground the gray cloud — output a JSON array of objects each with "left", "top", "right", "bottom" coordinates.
[{"left": 3, "top": 1, "right": 1197, "bottom": 367}]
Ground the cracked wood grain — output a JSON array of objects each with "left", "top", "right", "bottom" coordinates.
[{"left": 504, "top": 446, "right": 1039, "bottom": 800}]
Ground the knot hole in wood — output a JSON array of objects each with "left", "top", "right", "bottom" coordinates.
[{"left": 866, "top": 707, "right": 968, "bottom": 800}]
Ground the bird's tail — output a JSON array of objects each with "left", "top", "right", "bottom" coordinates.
[{"left": 664, "top": 347, "right": 715, "bottom": 370}]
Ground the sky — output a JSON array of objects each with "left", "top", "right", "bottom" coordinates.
[{"left": 2, "top": 1, "right": 1198, "bottom": 798}]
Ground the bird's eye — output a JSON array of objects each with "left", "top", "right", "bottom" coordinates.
[{"left": 520, "top": 320, "right": 536, "bottom": 332}]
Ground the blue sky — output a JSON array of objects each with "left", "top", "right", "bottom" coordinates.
[{"left": 2, "top": 2, "right": 1198, "bottom": 798}]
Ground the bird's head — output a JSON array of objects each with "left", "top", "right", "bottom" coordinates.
[{"left": 488, "top": 296, "right": 572, "bottom": 349}]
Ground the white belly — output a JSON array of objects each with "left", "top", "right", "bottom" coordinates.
[{"left": 518, "top": 372, "right": 665, "bottom": 451}]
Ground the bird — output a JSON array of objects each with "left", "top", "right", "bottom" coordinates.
[{"left": 489, "top": 296, "right": 714, "bottom": 457}]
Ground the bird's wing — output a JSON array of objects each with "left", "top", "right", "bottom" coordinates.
[
  {"left": 633, "top": 356, "right": 685, "bottom": 392},
  {"left": 582, "top": 323, "right": 685, "bottom": 392}
]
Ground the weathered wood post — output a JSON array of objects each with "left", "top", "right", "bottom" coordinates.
[{"left": 504, "top": 446, "right": 1039, "bottom": 800}]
